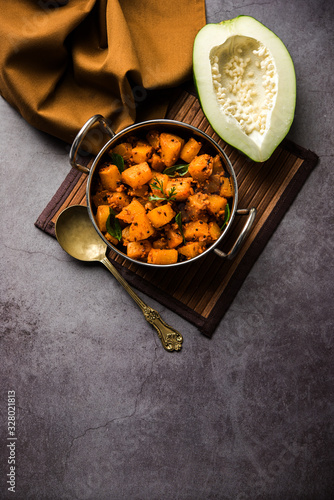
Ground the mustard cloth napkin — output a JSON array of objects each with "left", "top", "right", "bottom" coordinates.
[{"left": 0, "top": 0, "right": 206, "bottom": 143}]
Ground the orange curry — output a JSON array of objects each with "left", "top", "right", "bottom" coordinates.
[{"left": 91, "top": 129, "right": 233, "bottom": 265}]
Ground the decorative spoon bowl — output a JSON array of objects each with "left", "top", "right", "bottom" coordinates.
[{"left": 55, "top": 204, "right": 183, "bottom": 351}]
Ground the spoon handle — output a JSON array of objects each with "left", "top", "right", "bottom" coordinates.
[{"left": 101, "top": 256, "right": 183, "bottom": 351}]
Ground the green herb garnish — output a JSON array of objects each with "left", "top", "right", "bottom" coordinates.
[
  {"left": 106, "top": 207, "right": 122, "bottom": 241},
  {"left": 220, "top": 203, "right": 230, "bottom": 231},
  {"left": 149, "top": 177, "right": 177, "bottom": 202},
  {"left": 175, "top": 212, "right": 186, "bottom": 244},
  {"left": 163, "top": 164, "right": 189, "bottom": 177},
  {"left": 110, "top": 152, "right": 124, "bottom": 173}
]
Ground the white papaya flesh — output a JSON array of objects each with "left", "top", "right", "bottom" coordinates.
[{"left": 193, "top": 16, "right": 296, "bottom": 162}]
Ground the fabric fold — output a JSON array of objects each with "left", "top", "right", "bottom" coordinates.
[{"left": 0, "top": 0, "right": 206, "bottom": 144}]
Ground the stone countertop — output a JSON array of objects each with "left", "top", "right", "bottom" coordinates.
[{"left": 0, "top": 1, "right": 333, "bottom": 499}]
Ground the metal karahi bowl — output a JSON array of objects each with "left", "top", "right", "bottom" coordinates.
[{"left": 69, "top": 115, "right": 256, "bottom": 268}]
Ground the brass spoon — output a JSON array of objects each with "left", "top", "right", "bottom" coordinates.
[{"left": 55, "top": 205, "right": 183, "bottom": 351}]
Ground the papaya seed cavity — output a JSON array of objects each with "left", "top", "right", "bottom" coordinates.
[{"left": 210, "top": 35, "right": 278, "bottom": 144}]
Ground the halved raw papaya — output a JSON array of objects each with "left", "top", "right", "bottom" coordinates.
[{"left": 193, "top": 16, "right": 296, "bottom": 162}]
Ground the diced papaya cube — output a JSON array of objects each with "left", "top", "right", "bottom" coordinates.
[
  {"left": 204, "top": 174, "right": 221, "bottom": 194},
  {"left": 208, "top": 221, "right": 222, "bottom": 241},
  {"left": 127, "top": 240, "right": 152, "bottom": 260},
  {"left": 183, "top": 221, "right": 210, "bottom": 242},
  {"left": 180, "top": 137, "right": 202, "bottom": 163},
  {"left": 149, "top": 153, "right": 165, "bottom": 172},
  {"left": 212, "top": 154, "right": 224, "bottom": 174},
  {"left": 146, "top": 130, "right": 160, "bottom": 150},
  {"left": 121, "top": 162, "right": 152, "bottom": 189},
  {"left": 116, "top": 199, "right": 146, "bottom": 224},
  {"left": 122, "top": 226, "right": 131, "bottom": 246},
  {"left": 178, "top": 242, "right": 205, "bottom": 260},
  {"left": 150, "top": 173, "right": 169, "bottom": 197},
  {"left": 95, "top": 205, "right": 111, "bottom": 233},
  {"left": 127, "top": 185, "right": 149, "bottom": 198},
  {"left": 129, "top": 214, "right": 155, "bottom": 241},
  {"left": 147, "top": 203, "right": 176, "bottom": 229},
  {"left": 188, "top": 154, "right": 213, "bottom": 182},
  {"left": 132, "top": 141, "right": 153, "bottom": 164},
  {"left": 185, "top": 192, "right": 208, "bottom": 220},
  {"left": 121, "top": 163, "right": 152, "bottom": 189},
  {"left": 187, "top": 192, "right": 208, "bottom": 210},
  {"left": 92, "top": 189, "right": 112, "bottom": 208},
  {"left": 166, "top": 227, "right": 184, "bottom": 249},
  {"left": 104, "top": 232, "right": 119, "bottom": 246},
  {"left": 112, "top": 142, "right": 132, "bottom": 161},
  {"left": 159, "top": 133, "right": 184, "bottom": 167},
  {"left": 206, "top": 195, "right": 227, "bottom": 217},
  {"left": 106, "top": 192, "right": 131, "bottom": 212},
  {"left": 147, "top": 248, "right": 178, "bottom": 265},
  {"left": 166, "top": 177, "right": 192, "bottom": 201},
  {"left": 220, "top": 176, "right": 234, "bottom": 197},
  {"left": 152, "top": 238, "right": 168, "bottom": 249},
  {"left": 98, "top": 164, "right": 122, "bottom": 190}
]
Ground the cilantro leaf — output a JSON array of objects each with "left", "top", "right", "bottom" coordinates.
[
  {"left": 149, "top": 177, "right": 177, "bottom": 202},
  {"left": 106, "top": 208, "right": 122, "bottom": 241},
  {"left": 163, "top": 164, "right": 189, "bottom": 177},
  {"left": 175, "top": 212, "right": 186, "bottom": 244},
  {"left": 110, "top": 152, "right": 124, "bottom": 173},
  {"left": 220, "top": 203, "right": 231, "bottom": 231}
]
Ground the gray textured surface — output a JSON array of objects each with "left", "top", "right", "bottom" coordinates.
[{"left": 0, "top": 0, "right": 333, "bottom": 499}]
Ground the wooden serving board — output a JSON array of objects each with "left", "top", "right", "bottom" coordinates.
[{"left": 35, "top": 89, "right": 319, "bottom": 337}]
